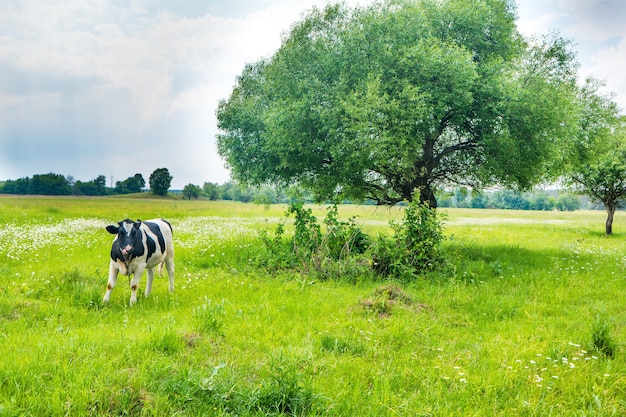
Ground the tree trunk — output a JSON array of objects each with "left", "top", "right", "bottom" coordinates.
[
  {"left": 418, "top": 184, "right": 438, "bottom": 209},
  {"left": 605, "top": 203, "right": 616, "bottom": 235}
]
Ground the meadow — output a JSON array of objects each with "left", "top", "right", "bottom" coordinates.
[{"left": 1, "top": 195, "right": 626, "bottom": 416}]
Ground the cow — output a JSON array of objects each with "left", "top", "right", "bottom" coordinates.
[{"left": 103, "top": 218, "right": 175, "bottom": 306}]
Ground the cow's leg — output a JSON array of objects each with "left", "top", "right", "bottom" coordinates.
[
  {"left": 129, "top": 265, "right": 146, "bottom": 306},
  {"left": 165, "top": 256, "right": 175, "bottom": 292},
  {"left": 103, "top": 262, "right": 119, "bottom": 303},
  {"left": 145, "top": 266, "right": 155, "bottom": 298}
]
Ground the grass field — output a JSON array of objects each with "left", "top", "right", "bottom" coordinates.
[{"left": 1, "top": 195, "right": 626, "bottom": 416}]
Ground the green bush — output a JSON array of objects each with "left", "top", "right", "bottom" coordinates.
[
  {"left": 371, "top": 200, "right": 445, "bottom": 280},
  {"left": 288, "top": 201, "right": 322, "bottom": 257},
  {"left": 258, "top": 202, "right": 370, "bottom": 280},
  {"left": 321, "top": 204, "right": 369, "bottom": 260},
  {"left": 258, "top": 200, "right": 446, "bottom": 282}
]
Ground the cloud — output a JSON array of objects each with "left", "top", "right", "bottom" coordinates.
[
  {"left": 555, "top": 0, "right": 626, "bottom": 42},
  {"left": 0, "top": 0, "right": 624, "bottom": 188},
  {"left": 516, "top": 0, "right": 626, "bottom": 109},
  {"left": 1, "top": 0, "right": 326, "bottom": 186},
  {"left": 0, "top": 60, "right": 104, "bottom": 97},
  {"left": 586, "top": 38, "right": 626, "bottom": 111},
  {"left": 0, "top": 1, "right": 215, "bottom": 185}
]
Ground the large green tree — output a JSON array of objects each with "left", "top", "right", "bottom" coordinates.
[
  {"left": 149, "top": 168, "right": 173, "bottom": 196},
  {"left": 217, "top": 0, "right": 580, "bottom": 207}
]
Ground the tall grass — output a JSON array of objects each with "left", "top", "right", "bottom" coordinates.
[{"left": 1, "top": 196, "right": 626, "bottom": 415}]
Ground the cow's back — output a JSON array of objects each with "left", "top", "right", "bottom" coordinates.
[{"left": 143, "top": 219, "right": 174, "bottom": 266}]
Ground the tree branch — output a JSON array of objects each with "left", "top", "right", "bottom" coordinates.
[{"left": 433, "top": 139, "right": 478, "bottom": 166}]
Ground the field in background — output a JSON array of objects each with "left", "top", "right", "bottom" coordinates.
[{"left": 1, "top": 196, "right": 626, "bottom": 416}]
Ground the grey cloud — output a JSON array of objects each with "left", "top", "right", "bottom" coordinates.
[
  {"left": 168, "top": 66, "right": 206, "bottom": 94},
  {"left": 558, "top": 0, "right": 626, "bottom": 43},
  {"left": 0, "top": 60, "right": 105, "bottom": 97},
  {"left": 139, "top": 0, "right": 278, "bottom": 18},
  {"left": 581, "top": 1, "right": 626, "bottom": 30},
  {"left": 1, "top": 87, "right": 137, "bottom": 155}
]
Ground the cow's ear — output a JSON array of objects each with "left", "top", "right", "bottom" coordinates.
[
  {"left": 134, "top": 219, "right": 142, "bottom": 228},
  {"left": 106, "top": 225, "right": 119, "bottom": 234}
]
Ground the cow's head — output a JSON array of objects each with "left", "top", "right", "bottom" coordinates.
[{"left": 107, "top": 219, "right": 145, "bottom": 261}]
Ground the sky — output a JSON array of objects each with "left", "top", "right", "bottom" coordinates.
[{"left": 1, "top": 0, "right": 625, "bottom": 189}]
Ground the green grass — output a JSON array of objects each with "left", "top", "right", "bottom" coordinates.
[{"left": 1, "top": 195, "right": 626, "bottom": 415}]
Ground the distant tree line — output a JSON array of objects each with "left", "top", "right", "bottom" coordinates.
[
  {"left": 0, "top": 172, "right": 595, "bottom": 211},
  {"left": 199, "top": 182, "right": 590, "bottom": 211},
  {"left": 2, "top": 173, "right": 79, "bottom": 196},
  {"left": 436, "top": 188, "right": 586, "bottom": 211},
  {"left": 198, "top": 182, "right": 292, "bottom": 204},
  {"left": 0, "top": 168, "right": 173, "bottom": 197},
  {"left": 0, "top": 171, "right": 288, "bottom": 202}
]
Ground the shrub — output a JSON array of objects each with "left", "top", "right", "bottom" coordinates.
[
  {"left": 257, "top": 200, "right": 446, "bottom": 283},
  {"left": 258, "top": 203, "right": 370, "bottom": 281},
  {"left": 371, "top": 200, "right": 445, "bottom": 280},
  {"left": 288, "top": 201, "right": 321, "bottom": 257},
  {"left": 320, "top": 205, "right": 369, "bottom": 260}
]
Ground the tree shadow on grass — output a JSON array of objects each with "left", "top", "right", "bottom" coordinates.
[{"left": 443, "top": 241, "right": 597, "bottom": 282}]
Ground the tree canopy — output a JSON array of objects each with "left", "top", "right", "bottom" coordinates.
[
  {"left": 566, "top": 79, "right": 624, "bottom": 234},
  {"left": 115, "top": 173, "right": 146, "bottom": 194},
  {"left": 217, "top": 0, "right": 581, "bottom": 206},
  {"left": 571, "top": 144, "right": 626, "bottom": 235},
  {"left": 149, "top": 168, "right": 173, "bottom": 196},
  {"left": 73, "top": 175, "right": 107, "bottom": 196},
  {"left": 182, "top": 183, "right": 202, "bottom": 200}
]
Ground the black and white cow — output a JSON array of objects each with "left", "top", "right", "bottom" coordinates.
[{"left": 103, "top": 218, "right": 175, "bottom": 306}]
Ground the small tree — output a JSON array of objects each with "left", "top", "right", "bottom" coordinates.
[
  {"left": 149, "top": 168, "right": 173, "bottom": 196},
  {"left": 182, "top": 184, "right": 202, "bottom": 200},
  {"left": 529, "top": 190, "right": 555, "bottom": 211},
  {"left": 565, "top": 80, "right": 623, "bottom": 235},
  {"left": 125, "top": 173, "right": 146, "bottom": 193},
  {"left": 470, "top": 191, "right": 489, "bottom": 208},
  {"left": 571, "top": 148, "right": 626, "bottom": 235},
  {"left": 203, "top": 182, "right": 220, "bottom": 200}
]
